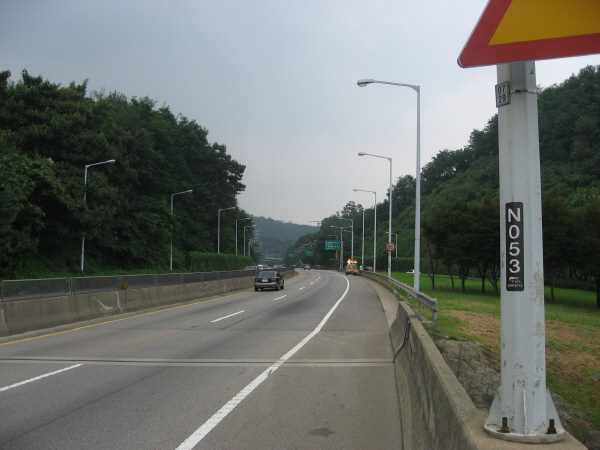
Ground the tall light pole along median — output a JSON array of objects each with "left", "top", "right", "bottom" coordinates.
[
  {"left": 170, "top": 189, "right": 193, "bottom": 270},
  {"left": 236, "top": 217, "right": 251, "bottom": 255},
  {"left": 217, "top": 206, "right": 236, "bottom": 254},
  {"left": 358, "top": 152, "right": 392, "bottom": 279},
  {"left": 339, "top": 218, "right": 354, "bottom": 261},
  {"left": 330, "top": 226, "right": 348, "bottom": 270},
  {"left": 81, "top": 158, "right": 115, "bottom": 272},
  {"left": 354, "top": 189, "right": 377, "bottom": 273},
  {"left": 358, "top": 78, "right": 421, "bottom": 291},
  {"left": 243, "top": 225, "right": 255, "bottom": 256}
]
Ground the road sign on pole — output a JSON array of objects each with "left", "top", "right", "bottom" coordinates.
[
  {"left": 457, "top": 0, "right": 600, "bottom": 442},
  {"left": 458, "top": 0, "right": 600, "bottom": 68},
  {"left": 385, "top": 242, "right": 396, "bottom": 252},
  {"left": 325, "top": 240, "right": 341, "bottom": 250}
]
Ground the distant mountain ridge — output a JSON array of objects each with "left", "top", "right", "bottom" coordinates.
[{"left": 251, "top": 216, "right": 318, "bottom": 257}]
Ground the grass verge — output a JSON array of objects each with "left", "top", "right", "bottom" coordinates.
[{"left": 390, "top": 272, "right": 600, "bottom": 435}]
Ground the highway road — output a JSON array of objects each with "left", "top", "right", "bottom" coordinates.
[{"left": 0, "top": 270, "right": 402, "bottom": 449}]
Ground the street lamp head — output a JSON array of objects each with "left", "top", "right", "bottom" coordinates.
[
  {"left": 357, "top": 79, "right": 374, "bottom": 87},
  {"left": 358, "top": 152, "right": 366, "bottom": 156}
]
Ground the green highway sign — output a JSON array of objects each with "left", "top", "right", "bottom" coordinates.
[
  {"left": 288, "top": 253, "right": 294, "bottom": 258},
  {"left": 325, "top": 240, "right": 341, "bottom": 250},
  {"left": 305, "top": 251, "right": 314, "bottom": 256}
]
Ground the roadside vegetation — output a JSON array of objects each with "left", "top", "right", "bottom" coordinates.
[
  {"left": 289, "top": 65, "right": 600, "bottom": 307},
  {"left": 0, "top": 69, "right": 253, "bottom": 280},
  {"left": 391, "top": 272, "right": 600, "bottom": 437}
]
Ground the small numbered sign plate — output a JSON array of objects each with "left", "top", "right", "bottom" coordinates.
[{"left": 496, "top": 81, "right": 510, "bottom": 107}]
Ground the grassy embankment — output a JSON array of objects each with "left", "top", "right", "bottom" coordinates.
[{"left": 390, "top": 272, "right": 600, "bottom": 434}]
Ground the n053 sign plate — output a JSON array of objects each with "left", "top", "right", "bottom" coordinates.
[{"left": 506, "top": 202, "right": 524, "bottom": 291}]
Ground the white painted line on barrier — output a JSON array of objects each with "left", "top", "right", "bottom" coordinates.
[
  {"left": 273, "top": 295, "right": 287, "bottom": 301},
  {"left": 175, "top": 275, "right": 350, "bottom": 450},
  {"left": 0, "top": 364, "right": 82, "bottom": 392},
  {"left": 210, "top": 311, "right": 245, "bottom": 323}
]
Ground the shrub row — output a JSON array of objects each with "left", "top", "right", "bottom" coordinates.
[{"left": 186, "top": 252, "right": 254, "bottom": 273}]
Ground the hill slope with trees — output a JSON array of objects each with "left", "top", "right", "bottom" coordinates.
[
  {"left": 252, "top": 216, "right": 318, "bottom": 258},
  {"left": 0, "top": 69, "right": 253, "bottom": 278},
  {"left": 288, "top": 65, "right": 600, "bottom": 306}
]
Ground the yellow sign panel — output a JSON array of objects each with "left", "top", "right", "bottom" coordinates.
[
  {"left": 459, "top": 0, "right": 600, "bottom": 68},
  {"left": 490, "top": 0, "right": 600, "bottom": 45}
]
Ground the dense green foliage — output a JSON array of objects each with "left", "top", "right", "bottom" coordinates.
[
  {"left": 290, "top": 65, "right": 600, "bottom": 306},
  {"left": 186, "top": 252, "right": 254, "bottom": 272},
  {"left": 0, "top": 69, "right": 254, "bottom": 278}
]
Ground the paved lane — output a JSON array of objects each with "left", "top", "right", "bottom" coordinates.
[{"left": 0, "top": 270, "right": 401, "bottom": 449}]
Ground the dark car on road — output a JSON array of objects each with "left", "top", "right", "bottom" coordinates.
[{"left": 254, "top": 271, "right": 284, "bottom": 291}]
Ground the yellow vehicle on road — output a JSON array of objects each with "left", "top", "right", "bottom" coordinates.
[{"left": 345, "top": 260, "right": 359, "bottom": 276}]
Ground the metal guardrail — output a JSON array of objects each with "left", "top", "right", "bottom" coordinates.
[
  {"left": 366, "top": 272, "right": 438, "bottom": 322},
  {"left": 1, "top": 268, "right": 294, "bottom": 302}
]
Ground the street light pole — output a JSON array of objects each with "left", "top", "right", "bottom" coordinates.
[
  {"left": 170, "top": 189, "right": 193, "bottom": 271},
  {"left": 354, "top": 189, "right": 377, "bottom": 273},
  {"left": 236, "top": 218, "right": 251, "bottom": 255},
  {"left": 330, "top": 226, "right": 347, "bottom": 269},
  {"left": 358, "top": 207, "right": 365, "bottom": 268},
  {"left": 243, "top": 225, "right": 255, "bottom": 256},
  {"left": 218, "top": 206, "right": 236, "bottom": 254},
  {"left": 358, "top": 152, "right": 392, "bottom": 279},
  {"left": 81, "top": 159, "right": 115, "bottom": 272},
  {"left": 357, "top": 78, "right": 421, "bottom": 291},
  {"left": 339, "top": 218, "right": 354, "bottom": 261},
  {"left": 391, "top": 232, "right": 398, "bottom": 258}
]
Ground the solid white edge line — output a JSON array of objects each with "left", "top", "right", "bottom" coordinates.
[
  {"left": 0, "top": 364, "right": 82, "bottom": 392},
  {"left": 175, "top": 274, "right": 350, "bottom": 450},
  {"left": 210, "top": 311, "right": 245, "bottom": 323}
]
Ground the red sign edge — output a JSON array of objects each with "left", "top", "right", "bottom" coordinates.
[
  {"left": 458, "top": 0, "right": 511, "bottom": 68},
  {"left": 458, "top": 0, "right": 600, "bottom": 67}
]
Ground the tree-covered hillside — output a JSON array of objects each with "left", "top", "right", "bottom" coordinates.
[
  {"left": 0, "top": 70, "right": 254, "bottom": 278},
  {"left": 289, "top": 65, "right": 600, "bottom": 305},
  {"left": 252, "top": 216, "right": 318, "bottom": 258}
]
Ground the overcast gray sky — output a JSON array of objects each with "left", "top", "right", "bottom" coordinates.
[{"left": 2, "top": 0, "right": 598, "bottom": 224}]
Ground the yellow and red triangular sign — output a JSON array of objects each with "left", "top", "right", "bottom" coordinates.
[{"left": 458, "top": 0, "right": 600, "bottom": 68}]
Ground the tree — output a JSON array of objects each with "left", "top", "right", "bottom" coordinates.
[
  {"left": 0, "top": 70, "right": 248, "bottom": 276},
  {"left": 392, "top": 174, "right": 416, "bottom": 213},
  {"left": 470, "top": 198, "right": 500, "bottom": 295},
  {"left": 542, "top": 196, "right": 576, "bottom": 302},
  {"left": 0, "top": 139, "right": 71, "bottom": 277},
  {"left": 422, "top": 199, "right": 457, "bottom": 289},
  {"left": 573, "top": 198, "right": 600, "bottom": 308}
]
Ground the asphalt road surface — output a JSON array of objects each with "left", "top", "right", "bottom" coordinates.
[{"left": 0, "top": 270, "right": 402, "bottom": 449}]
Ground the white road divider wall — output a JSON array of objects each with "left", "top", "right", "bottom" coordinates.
[{"left": 0, "top": 269, "right": 298, "bottom": 336}]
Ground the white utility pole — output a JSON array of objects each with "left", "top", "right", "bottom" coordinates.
[{"left": 484, "top": 60, "right": 563, "bottom": 442}]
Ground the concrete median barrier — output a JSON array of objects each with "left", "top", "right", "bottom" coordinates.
[{"left": 0, "top": 275, "right": 258, "bottom": 336}]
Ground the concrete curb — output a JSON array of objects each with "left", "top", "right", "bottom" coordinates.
[{"left": 363, "top": 277, "right": 585, "bottom": 450}]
